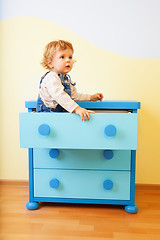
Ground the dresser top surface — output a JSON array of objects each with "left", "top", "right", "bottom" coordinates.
[{"left": 25, "top": 100, "right": 140, "bottom": 110}]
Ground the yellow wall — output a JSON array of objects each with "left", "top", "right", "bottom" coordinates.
[{"left": 0, "top": 17, "right": 160, "bottom": 183}]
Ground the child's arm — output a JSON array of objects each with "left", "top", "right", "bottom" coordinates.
[
  {"left": 71, "top": 85, "right": 103, "bottom": 102},
  {"left": 70, "top": 84, "right": 103, "bottom": 120}
]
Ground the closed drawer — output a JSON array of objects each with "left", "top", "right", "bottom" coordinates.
[
  {"left": 33, "top": 149, "right": 131, "bottom": 170},
  {"left": 34, "top": 169, "right": 130, "bottom": 200},
  {"left": 19, "top": 112, "right": 138, "bottom": 149}
]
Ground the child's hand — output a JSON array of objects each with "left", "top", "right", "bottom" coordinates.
[
  {"left": 73, "top": 106, "right": 94, "bottom": 121},
  {"left": 90, "top": 93, "right": 103, "bottom": 101}
]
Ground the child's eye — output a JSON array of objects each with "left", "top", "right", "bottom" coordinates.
[
  {"left": 60, "top": 56, "right": 64, "bottom": 59},
  {"left": 69, "top": 56, "right": 72, "bottom": 59}
]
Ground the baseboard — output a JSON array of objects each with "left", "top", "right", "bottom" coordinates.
[
  {"left": 0, "top": 180, "right": 29, "bottom": 186},
  {"left": 135, "top": 183, "right": 160, "bottom": 191},
  {"left": 0, "top": 180, "right": 160, "bottom": 190}
]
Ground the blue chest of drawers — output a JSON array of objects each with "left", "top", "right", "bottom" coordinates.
[{"left": 19, "top": 101, "right": 140, "bottom": 213}]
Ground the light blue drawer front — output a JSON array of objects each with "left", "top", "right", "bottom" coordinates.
[
  {"left": 19, "top": 112, "right": 138, "bottom": 149},
  {"left": 34, "top": 169, "right": 130, "bottom": 200},
  {"left": 33, "top": 149, "right": 131, "bottom": 170}
]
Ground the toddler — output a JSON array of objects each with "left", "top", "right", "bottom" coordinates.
[{"left": 36, "top": 40, "right": 103, "bottom": 121}]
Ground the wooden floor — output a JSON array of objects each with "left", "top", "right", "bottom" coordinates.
[{"left": 1, "top": 183, "right": 160, "bottom": 240}]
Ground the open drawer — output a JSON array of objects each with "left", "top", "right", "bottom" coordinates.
[{"left": 19, "top": 112, "right": 138, "bottom": 149}]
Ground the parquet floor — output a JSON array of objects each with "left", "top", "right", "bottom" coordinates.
[{"left": 0, "top": 183, "right": 160, "bottom": 240}]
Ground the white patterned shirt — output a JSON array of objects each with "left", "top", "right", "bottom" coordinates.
[{"left": 39, "top": 71, "right": 91, "bottom": 113}]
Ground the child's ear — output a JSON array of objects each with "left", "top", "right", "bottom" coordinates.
[{"left": 48, "top": 61, "right": 54, "bottom": 69}]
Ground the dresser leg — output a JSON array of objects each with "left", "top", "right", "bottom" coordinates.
[
  {"left": 26, "top": 201, "right": 39, "bottom": 210},
  {"left": 125, "top": 204, "right": 138, "bottom": 213}
]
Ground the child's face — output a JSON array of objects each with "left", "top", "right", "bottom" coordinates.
[{"left": 49, "top": 48, "right": 73, "bottom": 75}]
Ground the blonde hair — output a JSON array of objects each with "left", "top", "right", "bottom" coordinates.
[{"left": 41, "top": 40, "right": 74, "bottom": 70}]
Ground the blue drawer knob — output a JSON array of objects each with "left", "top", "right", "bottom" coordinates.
[
  {"left": 49, "top": 149, "right": 59, "bottom": 158},
  {"left": 49, "top": 178, "right": 59, "bottom": 189},
  {"left": 104, "top": 124, "right": 117, "bottom": 137},
  {"left": 38, "top": 124, "right": 50, "bottom": 136},
  {"left": 103, "top": 180, "right": 113, "bottom": 190},
  {"left": 103, "top": 150, "right": 114, "bottom": 160}
]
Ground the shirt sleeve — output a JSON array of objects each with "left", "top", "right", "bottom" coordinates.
[
  {"left": 40, "top": 72, "right": 78, "bottom": 113},
  {"left": 71, "top": 83, "right": 91, "bottom": 101}
]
